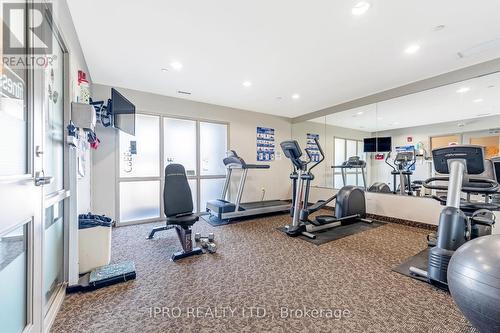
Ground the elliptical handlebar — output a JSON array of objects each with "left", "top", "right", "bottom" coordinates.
[{"left": 385, "top": 152, "right": 396, "bottom": 172}]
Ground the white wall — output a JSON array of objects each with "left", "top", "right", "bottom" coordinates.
[
  {"left": 92, "top": 84, "right": 292, "bottom": 221},
  {"left": 54, "top": 0, "right": 93, "bottom": 214}
]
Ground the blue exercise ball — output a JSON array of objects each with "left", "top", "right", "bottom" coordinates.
[{"left": 447, "top": 235, "right": 500, "bottom": 333}]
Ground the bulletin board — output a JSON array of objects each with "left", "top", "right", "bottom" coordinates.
[{"left": 256, "top": 127, "right": 275, "bottom": 161}]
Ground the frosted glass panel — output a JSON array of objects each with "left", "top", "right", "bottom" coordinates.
[
  {"left": 43, "top": 201, "right": 64, "bottom": 312},
  {"left": 346, "top": 140, "right": 357, "bottom": 158},
  {"left": 164, "top": 118, "right": 196, "bottom": 176},
  {"left": 188, "top": 179, "right": 197, "bottom": 212},
  {"left": 334, "top": 174, "right": 343, "bottom": 189},
  {"left": 0, "top": 224, "right": 27, "bottom": 333},
  {"left": 0, "top": 106, "right": 27, "bottom": 176},
  {"left": 200, "top": 122, "right": 227, "bottom": 176},
  {"left": 334, "top": 138, "right": 345, "bottom": 166},
  {"left": 120, "top": 181, "right": 160, "bottom": 222},
  {"left": 200, "top": 178, "right": 225, "bottom": 210},
  {"left": 346, "top": 173, "right": 357, "bottom": 186},
  {"left": 44, "top": 38, "right": 65, "bottom": 194},
  {"left": 119, "top": 114, "right": 160, "bottom": 178}
]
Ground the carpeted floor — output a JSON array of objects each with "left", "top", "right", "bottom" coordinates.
[{"left": 51, "top": 213, "right": 476, "bottom": 333}]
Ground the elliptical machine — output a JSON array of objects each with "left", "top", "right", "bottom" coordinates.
[
  {"left": 409, "top": 145, "right": 499, "bottom": 289},
  {"left": 385, "top": 149, "right": 418, "bottom": 195},
  {"left": 281, "top": 138, "right": 371, "bottom": 239}
]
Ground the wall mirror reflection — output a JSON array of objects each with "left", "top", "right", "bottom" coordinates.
[{"left": 293, "top": 71, "right": 500, "bottom": 201}]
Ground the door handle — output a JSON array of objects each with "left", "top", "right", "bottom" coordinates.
[{"left": 35, "top": 171, "right": 53, "bottom": 186}]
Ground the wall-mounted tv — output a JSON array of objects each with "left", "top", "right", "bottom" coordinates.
[
  {"left": 376, "top": 137, "right": 392, "bottom": 152},
  {"left": 363, "top": 138, "right": 376, "bottom": 152},
  {"left": 111, "top": 88, "right": 136, "bottom": 136}
]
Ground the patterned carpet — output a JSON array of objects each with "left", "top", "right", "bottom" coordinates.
[{"left": 51, "top": 213, "right": 476, "bottom": 333}]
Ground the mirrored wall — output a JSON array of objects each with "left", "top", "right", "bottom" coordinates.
[{"left": 291, "top": 71, "right": 500, "bottom": 198}]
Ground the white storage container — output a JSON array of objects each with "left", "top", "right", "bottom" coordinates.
[{"left": 78, "top": 215, "right": 113, "bottom": 274}]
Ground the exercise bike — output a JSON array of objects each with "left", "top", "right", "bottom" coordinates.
[
  {"left": 409, "top": 145, "right": 499, "bottom": 290},
  {"left": 281, "top": 138, "right": 371, "bottom": 239}
]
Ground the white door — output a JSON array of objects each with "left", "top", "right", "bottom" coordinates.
[{"left": 0, "top": 1, "right": 43, "bottom": 332}]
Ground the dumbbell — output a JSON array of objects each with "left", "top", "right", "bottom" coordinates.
[
  {"left": 194, "top": 233, "right": 215, "bottom": 242},
  {"left": 206, "top": 242, "right": 217, "bottom": 254}
]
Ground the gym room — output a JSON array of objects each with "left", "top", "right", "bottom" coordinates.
[{"left": 1, "top": 1, "right": 500, "bottom": 332}]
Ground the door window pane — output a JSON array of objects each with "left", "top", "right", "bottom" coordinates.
[
  {"left": 334, "top": 138, "right": 345, "bottom": 167},
  {"left": 0, "top": 224, "right": 28, "bottom": 333},
  {"left": 44, "top": 37, "right": 65, "bottom": 194},
  {"left": 0, "top": 4, "right": 28, "bottom": 176},
  {"left": 346, "top": 173, "right": 357, "bottom": 186},
  {"left": 43, "top": 201, "right": 64, "bottom": 312},
  {"left": 119, "top": 114, "right": 159, "bottom": 178},
  {"left": 346, "top": 140, "right": 357, "bottom": 158},
  {"left": 120, "top": 181, "right": 160, "bottom": 222},
  {"left": 200, "top": 178, "right": 225, "bottom": 210},
  {"left": 334, "top": 174, "right": 344, "bottom": 189},
  {"left": 164, "top": 118, "right": 196, "bottom": 176},
  {"left": 200, "top": 122, "right": 227, "bottom": 176},
  {"left": 188, "top": 179, "right": 197, "bottom": 212}
]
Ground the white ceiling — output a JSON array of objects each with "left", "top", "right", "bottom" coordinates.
[
  {"left": 67, "top": 0, "right": 500, "bottom": 118},
  {"left": 321, "top": 71, "right": 500, "bottom": 132}
]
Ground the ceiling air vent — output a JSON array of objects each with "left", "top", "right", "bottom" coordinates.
[{"left": 178, "top": 90, "right": 191, "bottom": 95}]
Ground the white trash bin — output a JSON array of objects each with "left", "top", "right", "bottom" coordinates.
[{"left": 78, "top": 214, "right": 113, "bottom": 274}]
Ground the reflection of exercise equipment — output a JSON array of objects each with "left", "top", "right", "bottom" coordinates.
[
  {"left": 206, "top": 151, "right": 290, "bottom": 222},
  {"left": 147, "top": 164, "right": 207, "bottom": 261},
  {"left": 281, "top": 138, "right": 371, "bottom": 239},
  {"left": 385, "top": 149, "right": 420, "bottom": 195},
  {"left": 333, "top": 156, "right": 391, "bottom": 193},
  {"left": 409, "top": 145, "right": 499, "bottom": 289},
  {"left": 332, "top": 156, "right": 367, "bottom": 189},
  {"left": 447, "top": 235, "right": 500, "bottom": 333}
]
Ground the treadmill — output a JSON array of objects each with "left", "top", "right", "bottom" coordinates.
[
  {"left": 332, "top": 156, "right": 367, "bottom": 189},
  {"left": 206, "top": 150, "right": 290, "bottom": 221}
]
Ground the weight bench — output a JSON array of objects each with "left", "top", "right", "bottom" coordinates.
[{"left": 147, "top": 164, "right": 204, "bottom": 261}]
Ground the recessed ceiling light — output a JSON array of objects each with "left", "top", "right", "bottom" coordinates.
[
  {"left": 170, "top": 61, "right": 183, "bottom": 71},
  {"left": 404, "top": 44, "right": 421, "bottom": 54},
  {"left": 433, "top": 25, "right": 446, "bottom": 32},
  {"left": 242, "top": 81, "right": 252, "bottom": 87},
  {"left": 161, "top": 68, "right": 168, "bottom": 72},
  {"left": 352, "top": 1, "right": 371, "bottom": 16},
  {"left": 292, "top": 94, "right": 300, "bottom": 100},
  {"left": 357, "top": 111, "right": 364, "bottom": 115},
  {"left": 473, "top": 98, "right": 484, "bottom": 103},
  {"left": 456, "top": 87, "right": 470, "bottom": 93}
]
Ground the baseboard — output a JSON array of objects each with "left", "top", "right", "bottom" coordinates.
[{"left": 366, "top": 214, "right": 437, "bottom": 231}]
